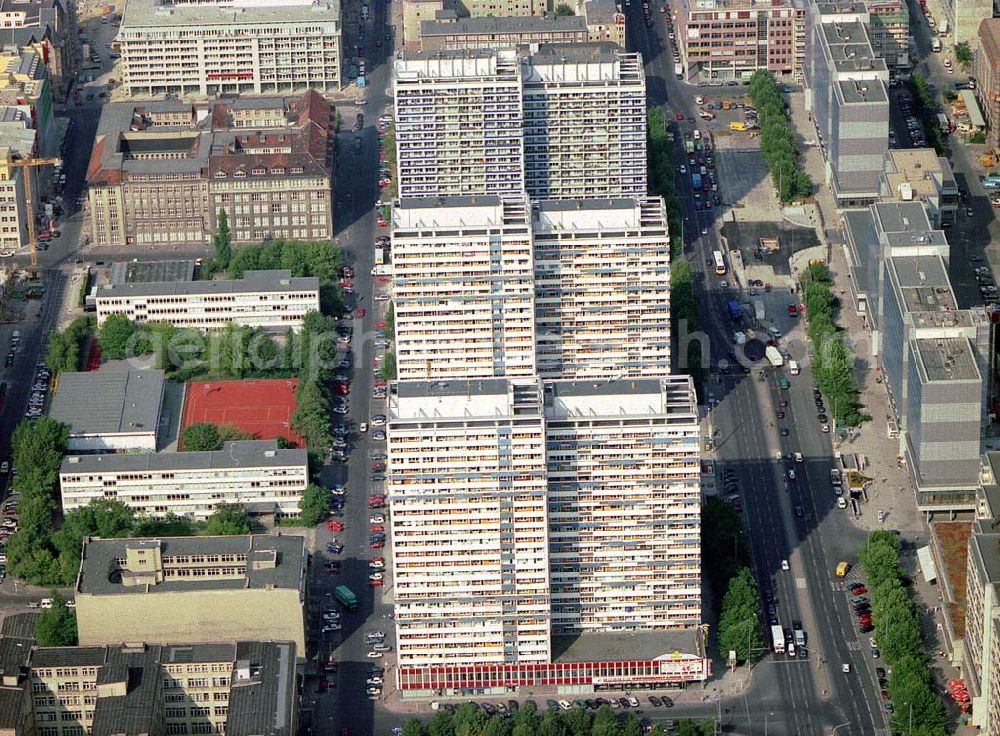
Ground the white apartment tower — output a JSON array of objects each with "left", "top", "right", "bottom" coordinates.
[
  {"left": 387, "top": 379, "right": 552, "bottom": 668},
  {"left": 393, "top": 49, "right": 526, "bottom": 198},
  {"left": 533, "top": 197, "right": 671, "bottom": 379},
  {"left": 522, "top": 46, "right": 647, "bottom": 199},
  {"left": 393, "top": 45, "right": 647, "bottom": 200},
  {"left": 544, "top": 377, "right": 701, "bottom": 632},
  {"left": 391, "top": 196, "right": 537, "bottom": 380}
]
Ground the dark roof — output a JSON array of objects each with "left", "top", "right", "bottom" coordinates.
[
  {"left": 227, "top": 641, "right": 297, "bottom": 736},
  {"left": 31, "top": 645, "right": 110, "bottom": 668},
  {"left": 90, "top": 646, "right": 163, "bottom": 736},
  {"left": 0, "top": 636, "right": 32, "bottom": 678},
  {"left": 0, "top": 612, "right": 38, "bottom": 640},
  {"left": 77, "top": 533, "right": 306, "bottom": 596},
  {"left": 0, "top": 685, "right": 28, "bottom": 733}
]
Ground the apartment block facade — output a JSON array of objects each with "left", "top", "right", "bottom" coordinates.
[
  {"left": 677, "top": 0, "right": 806, "bottom": 82},
  {"left": 0, "top": 149, "right": 27, "bottom": 251},
  {"left": 393, "top": 45, "right": 646, "bottom": 200},
  {"left": 391, "top": 196, "right": 538, "bottom": 380},
  {"left": 544, "top": 377, "right": 701, "bottom": 632},
  {"left": 533, "top": 197, "right": 671, "bottom": 379},
  {"left": 118, "top": 0, "right": 341, "bottom": 97},
  {"left": 74, "top": 534, "right": 308, "bottom": 652},
  {"left": 86, "top": 93, "right": 334, "bottom": 248},
  {"left": 387, "top": 378, "right": 707, "bottom": 693},
  {"left": 387, "top": 379, "right": 552, "bottom": 670},
  {"left": 28, "top": 639, "right": 297, "bottom": 736},
  {"left": 59, "top": 439, "right": 310, "bottom": 520},
  {"left": 94, "top": 270, "right": 321, "bottom": 332},
  {"left": 419, "top": 16, "right": 592, "bottom": 51},
  {"left": 975, "top": 18, "right": 1000, "bottom": 150}
]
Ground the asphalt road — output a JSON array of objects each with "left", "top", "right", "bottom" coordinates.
[{"left": 625, "top": 3, "right": 889, "bottom": 734}]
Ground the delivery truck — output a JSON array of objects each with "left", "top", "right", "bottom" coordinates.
[
  {"left": 788, "top": 360, "right": 800, "bottom": 375},
  {"left": 771, "top": 625, "right": 785, "bottom": 654},
  {"left": 334, "top": 585, "right": 358, "bottom": 611},
  {"left": 753, "top": 300, "right": 765, "bottom": 322}
]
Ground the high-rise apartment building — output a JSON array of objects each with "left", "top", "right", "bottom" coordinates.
[
  {"left": 387, "top": 379, "right": 552, "bottom": 669},
  {"left": 544, "top": 377, "right": 701, "bottom": 632},
  {"left": 677, "top": 0, "right": 806, "bottom": 82},
  {"left": 394, "top": 49, "right": 526, "bottom": 198},
  {"left": 393, "top": 44, "right": 646, "bottom": 200},
  {"left": 391, "top": 195, "right": 672, "bottom": 380},
  {"left": 521, "top": 44, "right": 646, "bottom": 199},
  {"left": 391, "top": 196, "right": 537, "bottom": 380},
  {"left": 533, "top": 197, "right": 671, "bottom": 379},
  {"left": 387, "top": 378, "right": 707, "bottom": 693},
  {"left": 118, "top": 0, "right": 342, "bottom": 97}
]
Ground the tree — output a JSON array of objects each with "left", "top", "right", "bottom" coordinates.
[
  {"left": 52, "top": 499, "right": 136, "bottom": 575},
  {"left": 429, "top": 712, "right": 456, "bottom": 736},
  {"left": 181, "top": 423, "right": 253, "bottom": 452},
  {"left": 589, "top": 708, "right": 620, "bottom": 736},
  {"left": 718, "top": 566, "right": 763, "bottom": 661},
  {"left": 214, "top": 210, "right": 233, "bottom": 271},
  {"left": 298, "top": 484, "right": 329, "bottom": 526},
  {"left": 35, "top": 591, "right": 78, "bottom": 646},
  {"left": 134, "top": 513, "right": 196, "bottom": 537},
  {"left": 554, "top": 3, "right": 574, "bottom": 13},
  {"left": 98, "top": 314, "right": 138, "bottom": 360},
  {"left": 201, "top": 503, "right": 252, "bottom": 536},
  {"left": 384, "top": 302, "right": 395, "bottom": 340},
  {"left": 402, "top": 719, "right": 428, "bottom": 736},
  {"left": 380, "top": 351, "right": 397, "bottom": 381},
  {"left": 954, "top": 41, "right": 972, "bottom": 70}
]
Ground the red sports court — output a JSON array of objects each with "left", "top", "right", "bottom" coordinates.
[{"left": 181, "top": 379, "right": 304, "bottom": 447}]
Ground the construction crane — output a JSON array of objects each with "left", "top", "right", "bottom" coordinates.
[{"left": 11, "top": 155, "right": 61, "bottom": 268}]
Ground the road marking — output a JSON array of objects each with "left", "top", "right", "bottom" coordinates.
[{"left": 795, "top": 576, "right": 807, "bottom": 589}]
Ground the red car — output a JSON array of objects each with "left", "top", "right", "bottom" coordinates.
[
  {"left": 371, "top": 463, "right": 386, "bottom": 472},
  {"left": 334, "top": 385, "right": 349, "bottom": 396},
  {"left": 371, "top": 541, "right": 385, "bottom": 549},
  {"left": 370, "top": 556, "right": 384, "bottom": 565},
  {"left": 328, "top": 522, "right": 344, "bottom": 532},
  {"left": 373, "top": 379, "right": 387, "bottom": 388},
  {"left": 675, "top": 112, "right": 684, "bottom": 121},
  {"left": 369, "top": 496, "right": 385, "bottom": 503},
  {"left": 375, "top": 321, "right": 387, "bottom": 329},
  {"left": 319, "top": 678, "right": 336, "bottom": 691},
  {"left": 355, "top": 308, "right": 366, "bottom": 318},
  {"left": 370, "top": 525, "right": 385, "bottom": 533},
  {"left": 370, "top": 578, "right": 384, "bottom": 587},
  {"left": 852, "top": 587, "right": 867, "bottom": 596},
  {"left": 339, "top": 280, "right": 354, "bottom": 289}
]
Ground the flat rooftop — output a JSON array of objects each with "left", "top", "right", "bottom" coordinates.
[
  {"left": 553, "top": 628, "right": 704, "bottom": 663},
  {"left": 971, "top": 519, "right": 1000, "bottom": 593},
  {"left": 110, "top": 260, "right": 196, "bottom": 285},
  {"left": 391, "top": 379, "right": 534, "bottom": 421},
  {"left": 90, "top": 646, "right": 162, "bottom": 736},
  {"left": 61, "top": 439, "right": 307, "bottom": 475},
  {"left": 420, "top": 15, "right": 586, "bottom": 35},
  {"left": 49, "top": 369, "right": 164, "bottom": 438},
  {"left": 122, "top": 0, "right": 340, "bottom": 28},
  {"left": 96, "top": 270, "right": 318, "bottom": 300},
  {"left": 77, "top": 533, "right": 306, "bottom": 596},
  {"left": 227, "top": 641, "right": 296, "bottom": 736},
  {"left": 544, "top": 378, "right": 697, "bottom": 420},
  {"left": 838, "top": 78, "right": 887, "bottom": 103},
  {"left": 912, "top": 337, "right": 980, "bottom": 382}
]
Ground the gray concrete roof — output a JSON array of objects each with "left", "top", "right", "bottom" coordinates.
[
  {"left": 77, "top": 533, "right": 306, "bottom": 596},
  {"left": 49, "top": 369, "right": 165, "bottom": 438},
  {"left": 61, "top": 439, "right": 307, "bottom": 475},
  {"left": 122, "top": 0, "right": 340, "bottom": 28},
  {"left": 110, "top": 260, "right": 196, "bottom": 285},
  {"left": 912, "top": 337, "right": 980, "bottom": 382},
  {"left": 395, "top": 378, "right": 514, "bottom": 399},
  {"left": 553, "top": 628, "right": 703, "bottom": 663},
  {"left": 420, "top": 14, "right": 586, "bottom": 35},
  {"left": 227, "top": 641, "right": 297, "bottom": 736},
  {"left": 96, "top": 270, "right": 319, "bottom": 299}
]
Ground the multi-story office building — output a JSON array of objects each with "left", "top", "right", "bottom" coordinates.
[
  {"left": 0, "top": 49, "right": 54, "bottom": 154},
  {"left": 394, "top": 48, "right": 526, "bottom": 198},
  {"left": 86, "top": 93, "right": 334, "bottom": 248},
  {"left": 863, "top": 0, "right": 910, "bottom": 67},
  {"left": 879, "top": 148, "right": 959, "bottom": 227},
  {"left": 387, "top": 379, "right": 552, "bottom": 670},
  {"left": 74, "top": 534, "right": 307, "bottom": 651},
  {"left": 27, "top": 639, "right": 297, "bottom": 736},
  {"left": 0, "top": 148, "right": 28, "bottom": 252},
  {"left": 419, "top": 15, "right": 592, "bottom": 51},
  {"left": 676, "top": 0, "right": 806, "bottom": 82},
  {"left": 533, "top": 197, "right": 671, "bottom": 379},
  {"left": 843, "top": 201, "right": 995, "bottom": 510},
  {"left": 522, "top": 44, "right": 646, "bottom": 199},
  {"left": 60, "top": 439, "right": 310, "bottom": 519},
  {"left": 118, "top": 0, "right": 341, "bottom": 97},
  {"left": 391, "top": 196, "right": 537, "bottom": 380},
  {"left": 939, "top": 0, "right": 994, "bottom": 47},
  {"left": 975, "top": 18, "right": 1000, "bottom": 149},
  {"left": 0, "top": 0, "right": 79, "bottom": 100},
  {"left": 545, "top": 377, "right": 700, "bottom": 632},
  {"left": 387, "top": 378, "right": 707, "bottom": 694},
  {"left": 94, "top": 270, "right": 320, "bottom": 332},
  {"left": 806, "top": 3, "right": 890, "bottom": 205},
  {"left": 393, "top": 44, "right": 646, "bottom": 200}
]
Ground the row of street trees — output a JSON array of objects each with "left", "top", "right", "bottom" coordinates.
[
  {"left": 397, "top": 702, "right": 713, "bottom": 736},
  {"left": 702, "top": 498, "right": 761, "bottom": 662},
  {"left": 909, "top": 75, "right": 947, "bottom": 156},
  {"left": 858, "top": 532, "right": 948, "bottom": 736},
  {"left": 747, "top": 71, "right": 813, "bottom": 203},
  {"left": 800, "top": 264, "right": 869, "bottom": 427},
  {"left": 47, "top": 317, "right": 95, "bottom": 374}
]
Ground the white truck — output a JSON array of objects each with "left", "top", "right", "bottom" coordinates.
[
  {"left": 771, "top": 625, "right": 785, "bottom": 654},
  {"left": 674, "top": 63, "right": 684, "bottom": 79},
  {"left": 938, "top": 18, "right": 948, "bottom": 35},
  {"left": 371, "top": 264, "right": 391, "bottom": 277},
  {"left": 788, "top": 360, "right": 800, "bottom": 375},
  {"left": 753, "top": 300, "right": 765, "bottom": 322},
  {"left": 931, "top": 37, "right": 942, "bottom": 52},
  {"left": 766, "top": 345, "right": 784, "bottom": 367}
]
